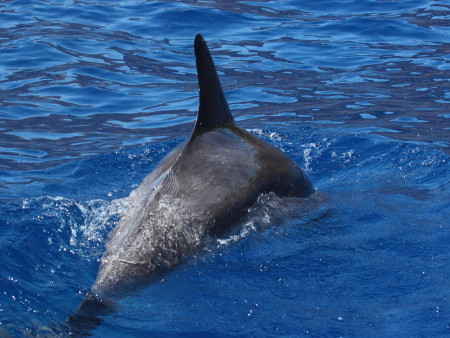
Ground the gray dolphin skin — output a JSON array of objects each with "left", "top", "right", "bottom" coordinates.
[{"left": 91, "top": 34, "right": 314, "bottom": 297}]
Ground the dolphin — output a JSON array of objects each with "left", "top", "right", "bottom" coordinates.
[
  {"left": 64, "top": 33, "right": 314, "bottom": 335},
  {"left": 89, "top": 34, "right": 314, "bottom": 297}
]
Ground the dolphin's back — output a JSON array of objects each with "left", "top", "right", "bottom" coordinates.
[
  {"left": 92, "top": 126, "right": 312, "bottom": 295},
  {"left": 176, "top": 126, "right": 313, "bottom": 234}
]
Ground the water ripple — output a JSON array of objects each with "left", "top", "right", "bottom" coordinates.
[{"left": 0, "top": 2, "right": 449, "bottom": 334}]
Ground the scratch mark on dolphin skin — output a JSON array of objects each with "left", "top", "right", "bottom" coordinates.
[
  {"left": 163, "top": 245, "right": 178, "bottom": 255},
  {"left": 193, "top": 175, "right": 214, "bottom": 191},
  {"left": 116, "top": 259, "right": 147, "bottom": 266},
  {"left": 163, "top": 171, "right": 179, "bottom": 195}
]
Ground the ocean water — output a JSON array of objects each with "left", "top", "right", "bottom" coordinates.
[{"left": 1, "top": 0, "right": 449, "bottom": 336}]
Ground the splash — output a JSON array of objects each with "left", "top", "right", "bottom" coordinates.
[
  {"left": 20, "top": 195, "right": 122, "bottom": 261},
  {"left": 215, "top": 192, "right": 317, "bottom": 247}
]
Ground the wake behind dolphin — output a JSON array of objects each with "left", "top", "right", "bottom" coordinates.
[{"left": 65, "top": 34, "right": 314, "bottom": 334}]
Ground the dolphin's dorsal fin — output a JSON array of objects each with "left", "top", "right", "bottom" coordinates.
[{"left": 191, "top": 34, "right": 234, "bottom": 138}]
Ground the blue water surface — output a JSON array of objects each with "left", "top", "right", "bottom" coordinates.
[{"left": 1, "top": 0, "right": 449, "bottom": 336}]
